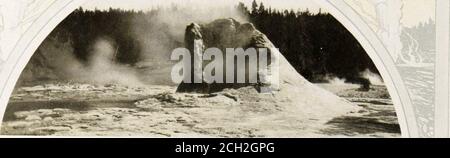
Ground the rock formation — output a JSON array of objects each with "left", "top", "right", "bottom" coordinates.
[
  {"left": 177, "top": 18, "right": 278, "bottom": 93},
  {"left": 176, "top": 18, "right": 357, "bottom": 120}
]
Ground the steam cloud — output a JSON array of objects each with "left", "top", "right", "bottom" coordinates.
[
  {"left": 360, "top": 69, "right": 384, "bottom": 86},
  {"left": 19, "top": 3, "right": 249, "bottom": 87},
  {"left": 324, "top": 69, "right": 384, "bottom": 86},
  {"left": 82, "top": 38, "right": 144, "bottom": 86},
  {"left": 132, "top": 4, "right": 248, "bottom": 63},
  {"left": 36, "top": 38, "right": 145, "bottom": 87},
  {"left": 324, "top": 75, "right": 347, "bottom": 85}
]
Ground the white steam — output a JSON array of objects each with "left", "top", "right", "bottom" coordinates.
[
  {"left": 47, "top": 38, "right": 145, "bottom": 87},
  {"left": 133, "top": 4, "right": 249, "bottom": 62},
  {"left": 360, "top": 69, "right": 384, "bottom": 86},
  {"left": 80, "top": 38, "right": 144, "bottom": 86},
  {"left": 324, "top": 69, "right": 384, "bottom": 86},
  {"left": 130, "top": 4, "right": 249, "bottom": 84},
  {"left": 27, "top": 4, "right": 249, "bottom": 87},
  {"left": 324, "top": 75, "right": 347, "bottom": 85}
]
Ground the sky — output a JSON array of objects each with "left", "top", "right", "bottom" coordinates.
[{"left": 81, "top": 0, "right": 435, "bottom": 27}]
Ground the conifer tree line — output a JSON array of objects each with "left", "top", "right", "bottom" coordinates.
[
  {"left": 44, "top": 1, "right": 379, "bottom": 83},
  {"left": 238, "top": 1, "right": 378, "bottom": 82}
]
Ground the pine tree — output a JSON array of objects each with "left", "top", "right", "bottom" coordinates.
[{"left": 251, "top": 0, "right": 258, "bottom": 14}]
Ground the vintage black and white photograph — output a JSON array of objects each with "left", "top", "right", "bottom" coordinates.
[{"left": 1, "top": 0, "right": 401, "bottom": 137}]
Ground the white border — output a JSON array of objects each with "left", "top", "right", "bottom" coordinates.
[{"left": 435, "top": 0, "right": 450, "bottom": 138}]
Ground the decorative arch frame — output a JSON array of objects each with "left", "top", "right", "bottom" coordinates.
[{"left": 0, "top": 0, "right": 423, "bottom": 137}]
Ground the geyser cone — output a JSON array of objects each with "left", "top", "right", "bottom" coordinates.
[{"left": 176, "top": 18, "right": 357, "bottom": 120}]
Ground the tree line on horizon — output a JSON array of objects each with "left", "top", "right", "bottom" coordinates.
[{"left": 238, "top": 1, "right": 378, "bottom": 83}]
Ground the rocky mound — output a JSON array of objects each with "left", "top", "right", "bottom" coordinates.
[{"left": 176, "top": 18, "right": 357, "bottom": 119}]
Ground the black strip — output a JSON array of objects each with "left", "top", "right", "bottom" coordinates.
[{"left": 0, "top": 138, "right": 446, "bottom": 156}]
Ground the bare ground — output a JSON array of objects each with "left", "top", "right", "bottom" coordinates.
[
  {"left": 317, "top": 84, "right": 400, "bottom": 137},
  {"left": 1, "top": 82, "right": 400, "bottom": 137}
]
